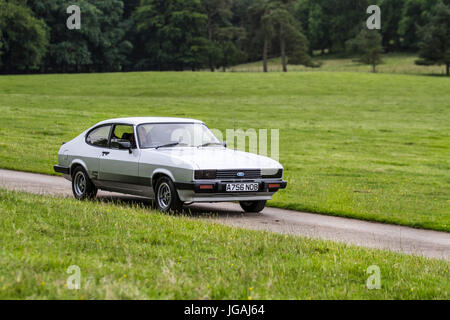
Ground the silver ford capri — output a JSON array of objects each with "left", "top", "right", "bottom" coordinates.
[{"left": 54, "top": 117, "right": 287, "bottom": 212}]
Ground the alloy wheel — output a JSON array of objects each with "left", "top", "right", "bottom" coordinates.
[
  {"left": 157, "top": 182, "right": 172, "bottom": 210},
  {"left": 73, "top": 171, "right": 86, "bottom": 197}
]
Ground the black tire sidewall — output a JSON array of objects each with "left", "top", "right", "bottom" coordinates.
[
  {"left": 239, "top": 200, "right": 266, "bottom": 213},
  {"left": 155, "top": 176, "right": 183, "bottom": 212},
  {"left": 71, "top": 166, "right": 96, "bottom": 200}
]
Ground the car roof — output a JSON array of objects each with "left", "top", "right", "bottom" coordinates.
[{"left": 94, "top": 117, "right": 204, "bottom": 126}]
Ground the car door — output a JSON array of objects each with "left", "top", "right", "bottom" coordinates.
[
  {"left": 84, "top": 124, "right": 113, "bottom": 179},
  {"left": 98, "top": 124, "right": 142, "bottom": 194}
]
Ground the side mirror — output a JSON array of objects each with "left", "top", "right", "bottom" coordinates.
[
  {"left": 222, "top": 141, "right": 227, "bottom": 148},
  {"left": 117, "top": 141, "right": 132, "bottom": 153}
]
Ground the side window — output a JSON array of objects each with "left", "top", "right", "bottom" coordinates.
[
  {"left": 86, "top": 125, "right": 111, "bottom": 147},
  {"left": 111, "top": 124, "right": 136, "bottom": 149}
]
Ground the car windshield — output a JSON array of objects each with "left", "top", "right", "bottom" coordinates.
[{"left": 136, "top": 123, "right": 221, "bottom": 149}]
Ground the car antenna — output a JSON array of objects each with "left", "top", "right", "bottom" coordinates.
[{"left": 233, "top": 104, "right": 236, "bottom": 151}]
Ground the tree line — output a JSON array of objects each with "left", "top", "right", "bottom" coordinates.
[{"left": 0, "top": 0, "right": 449, "bottom": 74}]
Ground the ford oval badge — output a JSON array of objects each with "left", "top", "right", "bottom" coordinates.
[{"left": 237, "top": 172, "right": 245, "bottom": 177}]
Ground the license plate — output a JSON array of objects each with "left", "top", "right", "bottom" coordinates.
[{"left": 225, "top": 183, "right": 259, "bottom": 192}]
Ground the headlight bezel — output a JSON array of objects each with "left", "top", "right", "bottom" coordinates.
[{"left": 194, "top": 170, "right": 217, "bottom": 180}]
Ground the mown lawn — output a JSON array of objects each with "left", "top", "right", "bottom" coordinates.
[
  {"left": 231, "top": 53, "right": 448, "bottom": 75},
  {"left": 0, "top": 189, "right": 448, "bottom": 299},
  {"left": 0, "top": 71, "right": 448, "bottom": 231}
]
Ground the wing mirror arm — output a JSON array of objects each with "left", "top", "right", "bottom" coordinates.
[{"left": 117, "top": 141, "right": 133, "bottom": 153}]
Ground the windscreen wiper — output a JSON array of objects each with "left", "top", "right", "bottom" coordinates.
[
  {"left": 155, "top": 142, "right": 180, "bottom": 149},
  {"left": 197, "top": 142, "right": 223, "bottom": 148}
]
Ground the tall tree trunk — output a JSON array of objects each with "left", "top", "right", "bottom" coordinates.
[
  {"left": 281, "top": 39, "right": 287, "bottom": 72},
  {"left": 207, "top": 18, "right": 214, "bottom": 72},
  {"left": 280, "top": 26, "right": 287, "bottom": 72},
  {"left": 372, "top": 64, "right": 376, "bottom": 73},
  {"left": 263, "top": 37, "right": 268, "bottom": 73},
  {"left": 446, "top": 63, "right": 449, "bottom": 76}
]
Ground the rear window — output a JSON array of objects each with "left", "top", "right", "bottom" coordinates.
[{"left": 86, "top": 125, "right": 111, "bottom": 147}]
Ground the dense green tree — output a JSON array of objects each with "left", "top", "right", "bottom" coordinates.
[
  {"left": 0, "top": 24, "right": 3, "bottom": 67},
  {"left": 246, "top": 0, "right": 269, "bottom": 65},
  {"left": 202, "top": 0, "right": 232, "bottom": 71},
  {"left": 288, "top": 31, "right": 313, "bottom": 67},
  {"left": 347, "top": 28, "right": 383, "bottom": 73},
  {"left": 327, "top": 0, "right": 369, "bottom": 52},
  {"left": 92, "top": 0, "right": 133, "bottom": 71},
  {"left": 0, "top": 0, "right": 48, "bottom": 72},
  {"left": 293, "top": 0, "right": 331, "bottom": 54},
  {"left": 271, "top": 0, "right": 312, "bottom": 71},
  {"left": 293, "top": 0, "right": 368, "bottom": 54},
  {"left": 307, "top": 2, "right": 326, "bottom": 53},
  {"left": 231, "top": 0, "right": 257, "bottom": 60},
  {"left": 251, "top": 0, "right": 276, "bottom": 72},
  {"left": 377, "top": 0, "right": 405, "bottom": 51},
  {"left": 215, "top": 26, "right": 246, "bottom": 71},
  {"left": 1, "top": 0, "right": 448, "bottom": 73},
  {"left": 28, "top": 0, "right": 132, "bottom": 72},
  {"left": 398, "top": 0, "right": 441, "bottom": 50},
  {"left": 124, "top": 0, "right": 140, "bottom": 18},
  {"left": 134, "top": 0, "right": 208, "bottom": 70},
  {"left": 249, "top": 0, "right": 311, "bottom": 72},
  {"left": 416, "top": 2, "right": 450, "bottom": 75}
]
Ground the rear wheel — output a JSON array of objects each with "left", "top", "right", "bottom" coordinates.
[
  {"left": 239, "top": 200, "right": 266, "bottom": 213},
  {"left": 72, "top": 166, "right": 97, "bottom": 200},
  {"left": 155, "top": 176, "right": 183, "bottom": 212}
]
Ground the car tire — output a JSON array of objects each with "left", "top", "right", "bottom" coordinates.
[
  {"left": 71, "top": 166, "right": 97, "bottom": 200},
  {"left": 239, "top": 200, "right": 266, "bottom": 213},
  {"left": 155, "top": 176, "right": 183, "bottom": 213}
]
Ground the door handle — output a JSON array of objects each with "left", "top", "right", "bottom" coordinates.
[{"left": 102, "top": 151, "right": 110, "bottom": 156}]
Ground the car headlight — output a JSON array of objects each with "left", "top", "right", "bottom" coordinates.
[
  {"left": 194, "top": 170, "right": 217, "bottom": 180},
  {"left": 261, "top": 168, "right": 283, "bottom": 179}
]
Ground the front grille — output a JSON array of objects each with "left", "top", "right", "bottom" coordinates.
[{"left": 216, "top": 169, "right": 261, "bottom": 180}]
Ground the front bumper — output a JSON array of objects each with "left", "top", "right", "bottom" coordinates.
[{"left": 175, "top": 180, "right": 287, "bottom": 193}]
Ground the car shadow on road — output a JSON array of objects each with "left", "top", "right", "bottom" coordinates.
[{"left": 94, "top": 194, "right": 252, "bottom": 219}]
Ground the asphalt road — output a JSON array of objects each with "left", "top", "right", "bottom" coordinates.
[{"left": 0, "top": 169, "right": 449, "bottom": 261}]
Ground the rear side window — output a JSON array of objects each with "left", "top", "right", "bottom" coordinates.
[{"left": 86, "top": 125, "right": 111, "bottom": 147}]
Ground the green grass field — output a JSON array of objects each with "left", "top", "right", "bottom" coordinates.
[
  {"left": 231, "top": 53, "right": 448, "bottom": 75},
  {"left": 0, "top": 189, "right": 448, "bottom": 299},
  {"left": 0, "top": 71, "right": 449, "bottom": 231}
]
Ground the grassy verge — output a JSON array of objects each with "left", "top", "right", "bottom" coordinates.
[
  {"left": 0, "top": 189, "right": 448, "bottom": 299},
  {"left": 230, "top": 53, "right": 448, "bottom": 75},
  {"left": 0, "top": 71, "right": 448, "bottom": 231}
]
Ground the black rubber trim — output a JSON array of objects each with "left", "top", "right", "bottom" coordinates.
[
  {"left": 174, "top": 182, "right": 197, "bottom": 190},
  {"left": 96, "top": 172, "right": 150, "bottom": 186},
  {"left": 54, "top": 165, "right": 70, "bottom": 175}
]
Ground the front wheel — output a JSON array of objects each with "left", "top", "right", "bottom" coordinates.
[
  {"left": 239, "top": 200, "right": 266, "bottom": 213},
  {"left": 72, "top": 166, "right": 97, "bottom": 200},
  {"left": 155, "top": 176, "right": 183, "bottom": 212}
]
